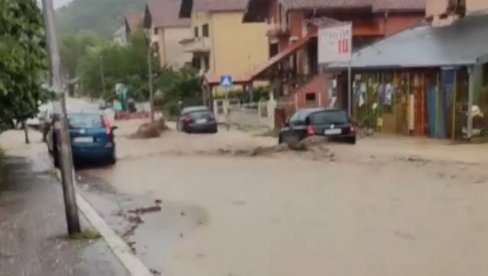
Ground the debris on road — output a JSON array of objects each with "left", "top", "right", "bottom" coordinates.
[
  {"left": 150, "top": 268, "right": 162, "bottom": 276},
  {"left": 130, "top": 118, "right": 170, "bottom": 139},
  {"left": 215, "top": 136, "right": 334, "bottom": 160},
  {"left": 128, "top": 205, "right": 162, "bottom": 215}
]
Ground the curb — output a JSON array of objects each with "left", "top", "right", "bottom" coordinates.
[{"left": 54, "top": 169, "right": 153, "bottom": 276}]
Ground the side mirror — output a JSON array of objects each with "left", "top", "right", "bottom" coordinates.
[{"left": 284, "top": 121, "right": 290, "bottom": 127}]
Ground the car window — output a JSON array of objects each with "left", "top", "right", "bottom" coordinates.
[
  {"left": 189, "top": 110, "right": 212, "bottom": 118},
  {"left": 289, "top": 111, "right": 304, "bottom": 123},
  {"left": 309, "top": 110, "right": 348, "bottom": 125},
  {"left": 68, "top": 114, "right": 103, "bottom": 129}
]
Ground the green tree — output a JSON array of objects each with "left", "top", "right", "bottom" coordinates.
[
  {"left": 155, "top": 67, "right": 202, "bottom": 116},
  {"left": 79, "top": 30, "right": 157, "bottom": 101},
  {"left": 60, "top": 32, "right": 102, "bottom": 79},
  {"left": 78, "top": 29, "right": 202, "bottom": 114},
  {"left": 0, "top": 1, "right": 50, "bottom": 132}
]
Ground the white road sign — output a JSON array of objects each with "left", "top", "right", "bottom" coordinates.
[{"left": 318, "top": 23, "right": 352, "bottom": 64}]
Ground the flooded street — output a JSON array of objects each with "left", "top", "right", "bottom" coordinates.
[{"left": 76, "top": 120, "right": 488, "bottom": 276}]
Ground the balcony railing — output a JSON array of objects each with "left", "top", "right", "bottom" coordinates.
[
  {"left": 180, "top": 37, "right": 211, "bottom": 53},
  {"left": 266, "top": 22, "right": 290, "bottom": 37}
]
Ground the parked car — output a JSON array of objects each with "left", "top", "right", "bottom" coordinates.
[
  {"left": 47, "top": 111, "right": 117, "bottom": 167},
  {"left": 278, "top": 108, "right": 357, "bottom": 145},
  {"left": 176, "top": 106, "right": 218, "bottom": 134}
]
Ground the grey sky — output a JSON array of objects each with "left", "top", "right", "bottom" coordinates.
[{"left": 54, "top": 0, "right": 73, "bottom": 8}]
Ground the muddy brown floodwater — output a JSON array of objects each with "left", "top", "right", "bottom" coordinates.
[{"left": 82, "top": 128, "right": 488, "bottom": 276}]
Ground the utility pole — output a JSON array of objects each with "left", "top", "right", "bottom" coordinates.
[
  {"left": 42, "top": 0, "right": 81, "bottom": 235},
  {"left": 99, "top": 54, "right": 106, "bottom": 100},
  {"left": 147, "top": 43, "right": 155, "bottom": 122}
]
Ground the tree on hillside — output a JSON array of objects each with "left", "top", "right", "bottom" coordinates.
[
  {"left": 56, "top": 0, "right": 146, "bottom": 37},
  {"left": 0, "top": 1, "right": 51, "bottom": 132},
  {"left": 59, "top": 31, "right": 104, "bottom": 95},
  {"left": 60, "top": 31, "right": 102, "bottom": 80}
]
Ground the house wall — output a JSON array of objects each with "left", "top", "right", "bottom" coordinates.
[
  {"left": 380, "top": 14, "right": 424, "bottom": 35},
  {"left": 210, "top": 12, "right": 269, "bottom": 77},
  {"left": 426, "top": 0, "right": 488, "bottom": 26},
  {"left": 161, "top": 27, "right": 192, "bottom": 69},
  {"left": 294, "top": 75, "right": 330, "bottom": 109},
  {"left": 467, "top": 0, "right": 488, "bottom": 13}
]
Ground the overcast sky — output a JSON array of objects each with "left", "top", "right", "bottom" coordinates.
[
  {"left": 54, "top": 0, "right": 73, "bottom": 8},
  {"left": 37, "top": 0, "right": 73, "bottom": 9}
]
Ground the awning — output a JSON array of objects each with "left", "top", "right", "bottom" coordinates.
[
  {"left": 324, "top": 14, "right": 488, "bottom": 70},
  {"left": 250, "top": 33, "right": 317, "bottom": 80}
]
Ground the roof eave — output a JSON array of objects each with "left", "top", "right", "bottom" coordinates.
[
  {"left": 179, "top": 0, "right": 193, "bottom": 18},
  {"left": 373, "top": 8, "right": 426, "bottom": 14},
  {"left": 243, "top": 0, "right": 271, "bottom": 23},
  {"left": 323, "top": 62, "right": 475, "bottom": 71},
  {"left": 286, "top": 6, "right": 373, "bottom": 13}
]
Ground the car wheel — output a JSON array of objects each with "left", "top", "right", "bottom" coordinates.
[
  {"left": 108, "top": 149, "right": 117, "bottom": 165},
  {"left": 108, "top": 156, "right": 117, "bottom": 165},
  {"left": 283, "top": 134, "right": 300, "bottom": 147},
  {"left": 348, "top": 136, "right": 357, "bottom": 145}
]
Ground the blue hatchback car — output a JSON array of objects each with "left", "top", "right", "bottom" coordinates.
[{"left": 49, "top": 111, "right": 117, "bottom": 166}]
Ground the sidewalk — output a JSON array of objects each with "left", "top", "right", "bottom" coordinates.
[{"left": 0, "top": 149, "right": 129, "bottom": 275}]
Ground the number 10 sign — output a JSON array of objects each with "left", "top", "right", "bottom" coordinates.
[{"left": 318, "top": 22, "right": 352, "bottom": 64}]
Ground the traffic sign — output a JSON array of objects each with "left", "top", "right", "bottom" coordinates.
[{"left": 220, "top": 75, "right": 233, "bottom": 87}]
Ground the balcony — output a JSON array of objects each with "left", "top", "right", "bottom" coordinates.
[
  {"left": 180, "top": 37, "right": 211, "bottom": 53},
  {"left": 266, "top": 22, "right": 290, "bottom": 37}
]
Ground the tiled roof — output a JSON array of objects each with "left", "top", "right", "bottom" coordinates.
[
  {"left": 147, "top": 0, "right": 190, "bottom": 28},
  {"left": 372, "top": 0, "right": 426, "bottom": 11},
  {"left": 279, "top": 0, "right": 425, "bottom": 11},
  {"left": 194, "top": 0, "right": 248, "bottom": 12},
  {"left": 124, "top": 11, "right": 144, "bottom": 32},
  {"left": 180, "top": 0, "right": 248, "bottom": 18},
  {"left": 244, "top": 0, "right": 424, "bottom": 22}
]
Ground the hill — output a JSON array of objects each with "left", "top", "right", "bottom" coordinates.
[{"left": 56, "top": 0, "right": 146, "bottom": 37}]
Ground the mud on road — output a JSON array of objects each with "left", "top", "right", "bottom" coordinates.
[{"left": 75, "top": 120, "right": 488, "bottom": 276}]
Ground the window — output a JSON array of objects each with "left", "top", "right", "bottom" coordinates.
[
  {"left": 269, "top": 43, "right": 278, "bottom": 58},
  {"left": 203, "top": 55, "right": 210, "bottom": 71},
  {"left": 192, "top": 57, "right": 201, "bottom": 69},
  {"left": 305, "top": 93, "right": 316, "bottom": 104},
  {"left": 67, "top": 114, "right": 103, "bottom": 129},
  {"left": 152, "top": 42, "right": 159, "bottom": 54},
  {"left": 202, "top": 24, "right": 209, "bottom": 37},
  {"left": 194, "top": 26, "right": 199, "bottom": 38},
  {"left": 309, "top": 110, "right": 348, "bottom": 125}
]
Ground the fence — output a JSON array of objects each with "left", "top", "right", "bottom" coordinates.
[{"left": 213, "top": 99, "right": 276, "bottom": 129}]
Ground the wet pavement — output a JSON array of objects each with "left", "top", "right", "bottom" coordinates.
[
  {"left": 0, "top": 132, "right": 129, "bottom": 276},
  {"left": 75, "top": 120, "right": 488, "bottom": 276}
]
